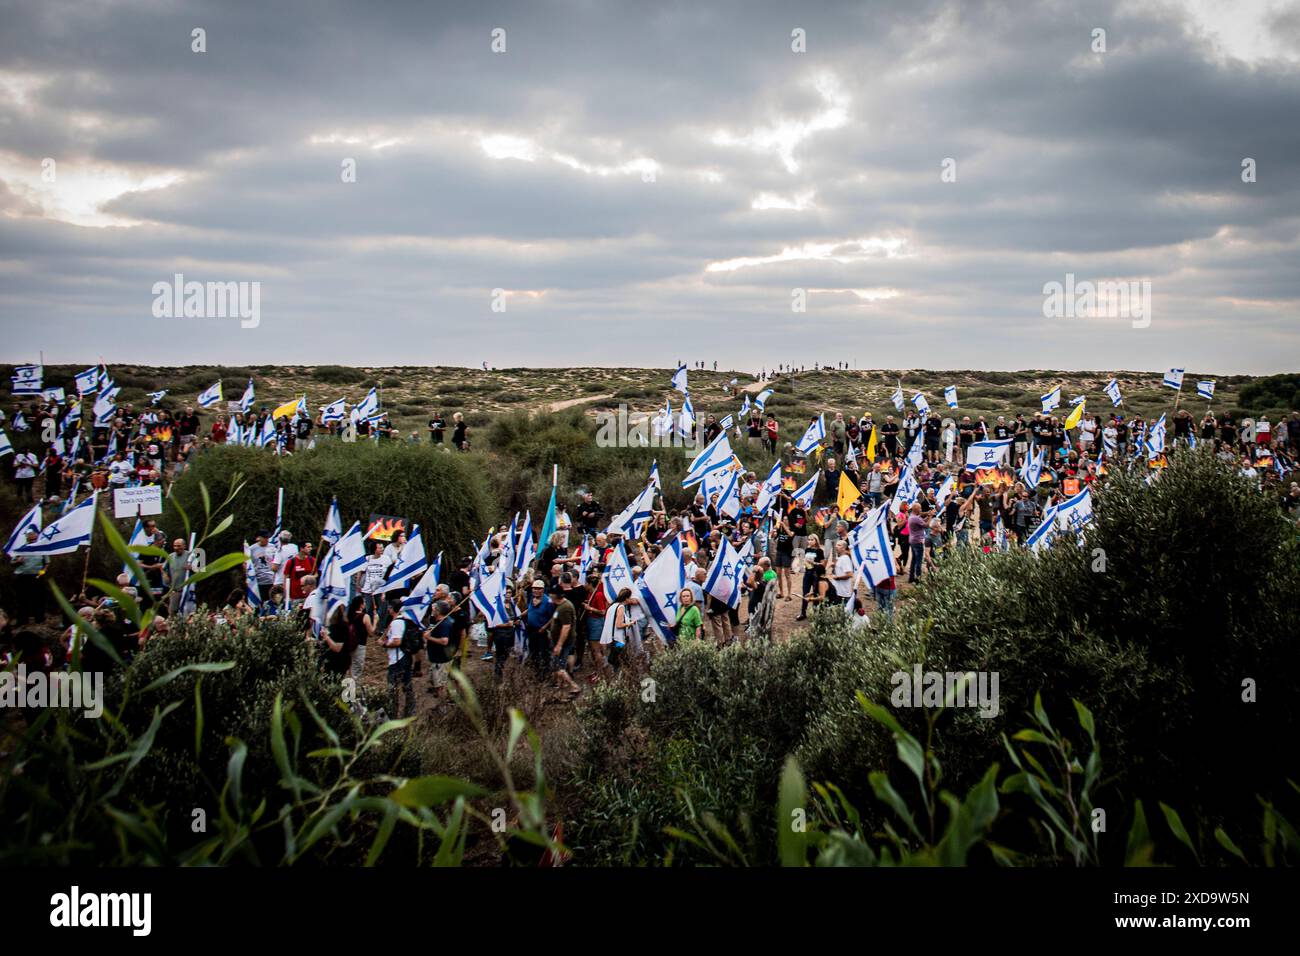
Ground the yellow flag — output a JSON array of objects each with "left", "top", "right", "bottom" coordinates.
[
  {"left": 272, "top": 395, "right": 304, "bottom": 420},
  {"left": 1064, "top": 400, "right": 1085, "bottom": 430},
  {"left": 865, "top": 425, "right": 878, "bottom": 462},
  {"left": 837, "top": 470, "right": 862, "bottom": 518}
]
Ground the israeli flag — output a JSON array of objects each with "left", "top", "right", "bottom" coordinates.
[
  {"left": 0, "top": 429, "right": 11, "bottom": 458},
  {"left": 648, "top": 460, "right": 662, "bottom": 494},
  {"left": 891, "top": 386, "right": 905, "bottom": 412},
  {"left": 717, "top": 467, "right": 741, "bottom": 519},
  {"left": 913, "top": 392, "right": 931, "bottom": 417},
  {"left": 497, "top": 515, "right": 517, "bottom": 573},
  {"left": 754, "top": 462, "right": 783, "bottom": 518},
  {"left": 680, "top": 392, "right": 697, "bottom": 432},
  {"left": 1020, "top": 445, "right": 1046, "bottom": 487},
  {"left": 934, "top": 475, "right": 957, "bottom": 510},
  {"left": 243, "top": 542, "right": 263, "bottom": 609},
  {"left": 14, "top": 492, "right": 96, "bottom": 555},
  {"left": 197, "top": 380, "right": 223, "bottom": 409},
  {"left": 683, "top": 430, "right": 734, "bottom": 487},
  {"left": 238, "top": 379, "right": 256, "bottom": 413},
  {"left": 1026, "top": 504, "right": 1058, "bottom": 552},
  {"left": 513, "top": 512, "right": 536, "bottom": 574},
  {"left": 12, "top": 364, "right": 43, "bottom": 395},
  {"left": 1055, "top": 487, "right": 1095, "bottom": 535},
  {"left": 354, "top": 387, "right": 380, "bottom": 419},
  {"left": 401, "top": 552, "right": 443, "bottom": 626},
  {"left": 148, "top": 389, "right": 168, "bottom": 406},
  {"left": 93, "top": 393, "right": 117, "bottom": 428},
  {"left": 1070, "top": 395, "right": 1086, "bottom": 406},
  {"left": 1146, "top": 413, "right": 1167, "bottom": 457},
  {"left": 602, "top": 539, "right": 635, "bottom": 602},
  {"left": 259, "top": 416, "right": 276, "bottom": 448},
  {"left": 75, "top": 366, "right": 100, "bottom": 394},
  {"left": 966, "top": 438, "right": 1013, "bottom": 470},
  {"left": 4, "top": 503, "right": 42, "bottom": 556},
  {"left": 470, "top": 565, "right": 514, "bottom": 628},
  {"left": 849, "top": 519, "right": 897, "bottom": 587},
  {"left": 718, "top": 413, "right": 735, "bottom": 432},
  {"left": 905, "top": 431, "right": 925, "bottom": 470},
  {"left": 1103, "top": 378, "right": 1122, "bottom": 406},
  {"left": 944, "top": 386, "right": 958, "bottom": 409},
  {"left": 225, "top": 416, "right": 240, "bottom": 445},
  {"left": 1102, "top": 432, "right": 1118, "bottom": 458},
  {"left": 578, "top": 534, "right": 593, "bottom": 579},
  {"left": 1163, "top": 368, "right": 1184, "bottom": 390},
  {"left": 1041, "top": 385, "right": 1061, "bottom": 412},
  {"left": 790, "top": 471, "right": 819, "bottom": 510},
  {"left": 890, "top": 466, "right": 921, "bottom": 514},
  {"left": 12, "top": 412, "right": 28, "bottom": 432},
  {"left": 96, "top": 365, "right": 112, "bottom": 392},
  {"left": 55, "top": 474, "right": 77, "bottom": 513},
  {"left": 322, "top": 497, "right": 343, "bottom": 545},
  {"left": 375, "top": 524, "right": 428, "bottom": 594},
  {"left": 754, "top": 388, "right": 774, "bottom": 412},
  {"left": 321, "top": 398, "right": 347, "bottom": 424},
  {"left": 703, "top": 536, "right": 747, "bottom": 609},
  {"left": 670, "top": 364, "right": 689, "bottom": 395},
  {"left": 795, "top": 414, "right": 825, "bottom": 454},
  {"left": 334, "top": 521, "right": 367, "bottom": 576},
  {"left": 739, "top": 395, "right": 751, "bottom": 417},
  {"left": 607, "top": 482, "right": 656, "bottom": 539},
  {"left": 635, "top": 538, "right": 687, "bottom": 644},
  {"left": 1197, "top": 380, "right": 1215, "bottom": 400}
]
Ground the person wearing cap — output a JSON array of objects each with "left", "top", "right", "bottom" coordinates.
[
  {"left": 524, "top": 578, "right": 556, "bottom": 679},
  {"left": 546, "top": 583, "right": 581, "bottom": 696}
]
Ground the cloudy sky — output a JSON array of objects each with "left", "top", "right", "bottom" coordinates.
[{"left": 1, "top": 0, "right": 1298, "bottom": 373}]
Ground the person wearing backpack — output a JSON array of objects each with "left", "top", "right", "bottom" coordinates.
[{"left": 383, "top": 597, "right": 417, "bottom": 718}]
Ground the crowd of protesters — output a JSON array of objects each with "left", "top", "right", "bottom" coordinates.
[{"left": 6, "top": 378, "right": 1300, "bottom": 721}]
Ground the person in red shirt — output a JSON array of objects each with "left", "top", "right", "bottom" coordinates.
[
  {"left": 283, "top": 542, "right": 317, "bottom": 607},
  {"left": 211, "top": 417, "right": 228, "bottom": 444}
]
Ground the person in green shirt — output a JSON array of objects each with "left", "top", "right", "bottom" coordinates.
[{"left": 674, "top": 589, "right": 703, "bottom": 643}]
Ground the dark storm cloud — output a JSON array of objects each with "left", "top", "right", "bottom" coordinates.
[{"left": 0, "top": 0, "right": 1297, "bottom": 373}]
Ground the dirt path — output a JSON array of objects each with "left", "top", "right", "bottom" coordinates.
[{"left": 547, "top": 394, "right": 614, "bottom": 412}]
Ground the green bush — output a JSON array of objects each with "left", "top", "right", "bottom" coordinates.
[
  {"left": 309, "top": 365, "right": 367, "bottom": 385},
  {"left": 165, "top": 441, "right": 494, "bottom": 597}
]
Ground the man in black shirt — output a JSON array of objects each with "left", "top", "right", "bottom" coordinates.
[
  {"left": 924, "top": 415, "right": 942, "bottom": 463},
  {"left": 958, "top": 417, "right": 976, "bottom": 462},
  {"left": 576, "top": 492, "right": 603, "bottom": 535},
  {"left": 428, "top": 413, "right": 445, "bottom": 443},
  {"left": 881, "top": 416, "right": 900, "bottom": 458}
]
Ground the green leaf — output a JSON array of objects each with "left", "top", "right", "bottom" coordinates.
[
  {"left": 1072, "top": 698, "right": 1096, "bottom": 742},
  {"left": 867, "top": 771, "right": 923, "bottom": 841},
  {"left": 140, "top": 660, "right": 235, "bottom": 694},
  {"left": 1158, "top": 801, "right": 1200, "bottom": 864},
  {"left": 1213, "top": 827, "right": 1248, "bottom": 864},
  {"left": 777, "top": 757, "right": 807, "bottom": 868},
  {"left": 1125, "top": 800, "right": 1154, "bottom": 867},
  {"left": 390, "top": 776, "right": 487, "bottom": 809}
]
